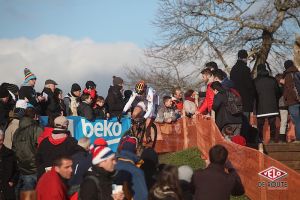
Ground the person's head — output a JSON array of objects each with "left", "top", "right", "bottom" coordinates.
[
  {"left": 284, "top": 60, "right": 295, "bottom": 70},
  {"left": 135, "top": 80, "right": 147, "bottom": 95},
  {"left": 178, "top": 165, "right": 193, "bottom": 183},
  {"left": 96, "top": 96, "right": 105, "bottom": 107},
  {"left": 237, "top": 49, "right": 248, "bottom": 61},
  {"left": 71, "top": 83, "right": 81, "bottom": 97},
  {"left": 0, "top": 129, "right": 4, "bottom": 148},
  {"left": 212, "top": 69, "right": 226, "bottom": 82},
  {"left": 24, "top": 107, "right": 38, "bottom": 120},
  {"left": 0, "top": 86, "right": 10, "bottom": 104},
  {"left": 92, "top": 145, "right": 116, "bottom": 172},
  {"left": 6, "top": 84, "right": 19, "bottom": 96},
  {"left": 24, "top": 68, "right": 37, "bottom": 87},
  {"left": 112, "top": 76, "right": 124, "bottom": 88},
  {"left": 53, "top": 156, "right": 73, "bottom": 179},
  {"left": 13, "top": 108, "right": 26, "bottom": 119},
  {"left": 78, "top": 137, "right": 91, "bottom": 151},
  {"left": 172, "top": 87, "right": 182, "bottom": 100},
  {"left": 118, "top": 136, "right": 137, "bottom": 154},
  {"left": 45, "top": 79, "right": 57, "bottom": 92},
  {"left": 209, "top": 144, "right": 228, "bottom": 165},
  {"left": 200, "top": 68, "right": 213, "bottom": 84},
  {"left": 205, "top": 61, "right": 218, "bottom": 71},
  {"left": 163, "top": 96, "right": 173, "bottom": 108},
  {"left": 184, "top": 89, "right": 194, "bottom": 98},
  {"left": 210, "top": 81, "right": 224, "bottom": 95},
  {"left": 257, "top": 63, "right": 269, "bottom": 76},
  {"left": 85, "top": 81, "right": 96, "bottom": 90},
  {"left": 81, "top": 93, "right": 92, "bottom": 104},
  {"left": 53, "top": 116, "right": 69, "bottom": 131}
]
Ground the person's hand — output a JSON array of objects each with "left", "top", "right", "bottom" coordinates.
[
  {"left": 107, "top": 113, "right": 111, "bottom": 118},
  {"left": 165, "top": 118, "right": 172, "bottom": 123},
  {"left": 8, "top": 182, "right": 14, "bottom": 187},
  {"left": 112, "top": 192, "right": 124, "bottom": 200},
  {"left": 37, "top": 96, "right": 45, "bottom": 102}
]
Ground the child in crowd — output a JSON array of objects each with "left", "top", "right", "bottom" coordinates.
[
  {"left": 94, "top": 96, "right": 110, "bottom": 119},
  {"left": 155, "top": 96, "right": 178, "bottom": 123}
]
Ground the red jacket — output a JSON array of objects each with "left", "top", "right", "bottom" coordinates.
[
  {"left": 36, "top": 168, "right": 68, "bottom": 200},
  {"left": 198, "top": 83, "right": 214, "bottom": 114}
]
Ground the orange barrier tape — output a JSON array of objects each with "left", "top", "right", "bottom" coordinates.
[{"left": 155, "top": 116, "right": 300, "bottom": 200}]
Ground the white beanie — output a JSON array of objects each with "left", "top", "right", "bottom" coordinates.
[{"left": 178, "top": 165, "right": 194, "bottom": 183}]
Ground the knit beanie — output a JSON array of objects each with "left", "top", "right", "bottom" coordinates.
[
  {"left": 113, "top": 76, "right": 123, "bottom": 86},
  {"left": 85, "top": 81, "right": 96, "bottom": 89},
  {"left": 0, "top": 86, "right": 9, "bottom": 98},
  {"left": 120, "top": 136, "right": 137, "bottom": 153},
  {"left": 284, "top": 60, "right": 294, "bottom": 70},
  {"left": 14, "top": 108, "right": 26, "bottom": 119},
  {"left": 24, "top": 68, "right": 37, "bottom": 83},
  {"left": 178, "top": 165, "right": 194, "bottom": 183},
  {"left": 91, "top": 146, "right": 115, "bottom": 165},
  {"left": 71, "top": 83, "right": 81, "bottom": 92}
]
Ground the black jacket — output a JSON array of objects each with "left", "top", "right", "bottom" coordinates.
[
  {"left": 192, "top": 164, "right": 244, "bottom": 200},
  {"left": 12, "top": 117, "right": 43, "bottom": 175},
  {"left": 19, "top": 85, "right": 39, "bottom": 107},
  {"left": 41, "top": 88, "right": 61, "bottom": 116},
  {"left": 106, "top": 85, "right": 125, "bottom": 117},
  {"left": 77, "top": 102, "right": 94, "bottom": 121},
  {"left": 0, "top": 101, "right": 9, "bottom": 130},
  {"left": 230, "top": 60, "right": 256, "bottom": 112},
  {"left": 0, "top": 145, "right": 18, "bottom": 200},
  {"left": 79, "top": 166, "right": 114, "bottom": 200},
  {"left": 212, "top": 92, "right": 242, "bottom": 130},
  {"left": 254, "top": 74, "right": 280, "bottom": 117}
]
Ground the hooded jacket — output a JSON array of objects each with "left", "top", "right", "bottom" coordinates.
[
  {"left": 41, "top": 87, "right": 61, "bottom": 116},
  {"left": 77, "top": 101, "right": 94, "bottom": 121},
  {"left": 106, "top": 85, "right": 125, "bottom": 117},
  {"left": 12, "top": 117, "right": 43, "bottom": 175},
  {"left": 19, "top": 83, "right": 39, "bottom": 107},
  {"left": 283, "top": 66, "right": 300, "bottom": 106}
]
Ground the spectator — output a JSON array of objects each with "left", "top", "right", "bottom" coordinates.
[
  {"left": 4, "top": 100, "right": 27, "bottom": 149},
  {"left": 36, "top": 155, "right": 73, "bottom": 200},
  {"left": 83, "top": 80, "right": 97, "bottom": 106},
  {"left": 211, "top": 81, "right": 242, "bottom": 136},
  {"left": 275, "top": 73, "right": 288, "bottom": 142},
  {"left": 155, "top": 96, "right": 177, "bottom": 123},
  {"left": 254, "top": 64, "right": 280, "bottom": 143},
  {"left": 149, "top": 165, "right": 183, "bottom": 200},
  {"left": 115, "top": 137, "right": 148, "bottom": 200},
  {"left": 68, "top": 137, "right": 92, "bottom": 196},
  {"left": 12, "top": 107, "right": 43, "bottom": 200},
  {"left": 94, "top": 96, "right": 109, "bottom": 119},
  {"left": 1, "top": 83, "right": 19, "bottom": 115},
  {"left": 54, "top": 88, "right": 66, "bottom": 116},
  {"left": 192, "top": 145, "right": 245, "bottom": 200},
  {"left": 184, "top": 90, "right": 197, "bottom": 117},
  {"left": 171, "top": 87, "right": 184, "bottom": 113},
  {"left": 19, "top": 68, "right": 44, "bottom": 110},
  {"left": 77, "top": 93, "right": 95, "bottom": 121},
  {"left": 64, "top": 83, "right": 81, "bottom": 116},
  {"left": 140, "top": 147, "right": 159, "bottom": 190},
  {"left": 178, "top": 165, "right": 194, "bottom": 200},
  {"left": 0, "top": 129, "right": 18, "bottom": 200},
  {"left": 40, "top": 79, "right": 61, "bottom": 116},
  {"left": 212, "top": 69, "right": 234, "bottom": 89},
  {"left": 36, "top": 116, "right": 80, "bottom": 178},
  {"left": 283, "top": 60, "right": 300, "bottom": 142},
  {"left": 198, "top": 68, "right": 214, "bottom": 115},
  {"left": 37, "top": 113, "right": 60, "bottom": 146},
  {"left": 205, "top": 61, "right": 219, "bottom": 72},
  {"left": 106, "top": 76, "right": 125, "bottom": 118},
  {"left": 0, "top": 86, "right": 10, "bottom": 130},
  {"left": 79, "top": 143, "right": 124, "bottom": 200},
  {"left": 230, "top": 50, "right": 256, "bottom": 122}
]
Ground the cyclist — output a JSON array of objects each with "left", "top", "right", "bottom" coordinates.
[{"left": 123, "top": 80, "right": 159, "bottom": 143}]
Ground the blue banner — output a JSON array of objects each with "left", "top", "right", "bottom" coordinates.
[{"left": 40, "top": 116, "right": 131, "bottom": 152}]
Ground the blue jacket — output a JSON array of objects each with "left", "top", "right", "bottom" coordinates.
[{"left": 116, "top": 150, "right": 148, "bottom": 200}]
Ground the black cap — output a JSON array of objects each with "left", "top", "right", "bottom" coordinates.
[
  {"left": 85, "top": 81, "right": 96, "bottom": 89},
  {"left": 71, "top": 83, "right": 81, "bottom": 92},
  {"left": 238, "top": 49, "right": 248, "bottom": 59},
  {"left": 284, "top": 60, "right": 294, "bottom": 70},
  {"left": 0, "top": 86, "right": 9, "bottom": 98}
]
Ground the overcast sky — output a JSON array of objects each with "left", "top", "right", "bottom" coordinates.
[{"left": 0, "top": 0, "right": 158, "bottom": 95}]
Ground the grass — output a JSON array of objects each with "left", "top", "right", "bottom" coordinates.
[{"left": 158, "top": 148, "right": 250, "bottom": 200}]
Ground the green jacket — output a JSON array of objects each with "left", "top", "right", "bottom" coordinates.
[{"left": 12, "top": 117, "right": 43, "bottom": 175}]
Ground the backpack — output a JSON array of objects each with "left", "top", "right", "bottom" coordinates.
[
  {"left": 74, "top": 175, "right": 101, "bottom": 200},
  {"left": 225, "top": 88, "right": 243, "bottom": 115}
]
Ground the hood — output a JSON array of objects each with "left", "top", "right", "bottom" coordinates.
[
  {"left": 108, "top": 85, "right": 122, "bottom": 93},
  {"left": 19, "top": 117, "right": 37, "bottom": 129},
  {"left": 117, "top": 150, "right": 140, "bottom": 164}
]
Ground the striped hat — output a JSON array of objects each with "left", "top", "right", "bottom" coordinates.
[
  {"left": 24, "top": 68, "right": 37, "bottom": 82},
  {"left": 91, "top": 146, "right": 115, "bottom": 165}
]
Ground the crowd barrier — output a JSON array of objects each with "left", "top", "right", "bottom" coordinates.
[{"left": 155, "top": 116, "right": 300, "bottom": 200}]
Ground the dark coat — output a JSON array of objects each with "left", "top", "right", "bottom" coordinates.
[
  {"left": 105, "top": 85, "right": 125, "bottom": 117},
  {"left": 230, "top": 60, "right": 256, "bottom": 112},
  {"left": 0, "top": 145, "right": 18, "bottom": 200},
  {"left": 212, "top": 92, "right": 242, "bottom": 130},
  {"left": 79, "top": 166, "right": 114, "bottom": 200},
  {"left": 192, "top": 164, "right": 245, "bottom": 200},
  {"left": 77, "top": 102, "right": 94, "bottom": 121},
  {"left": 0, "top": 101, "right": 9, "bottom": 130},
  {"left": 254, "top": 73, "right": 280, "bottom": 117},
  {"left": 40, "top": 88, "right": 61, "bottom": 116},
  {"left": 283, "top": 66, "right": 300, "bottom": 106},
  {"left": 19, "top": 85, "right": 39, "bottom": 107},
  {"left": 12, "top": 117, "right": 43, "bottom": 175},
  {"left": 93, "top": 105, "right": 108, "bottom": 119}
]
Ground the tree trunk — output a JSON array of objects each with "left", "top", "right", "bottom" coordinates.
[{"left": 252, "top": 30, "right": 273, "bottom": 77}]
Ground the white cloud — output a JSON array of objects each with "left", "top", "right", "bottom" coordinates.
[{"left": 0, "top": 35, "right": 143, "bottom": 96}]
